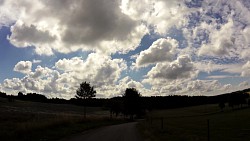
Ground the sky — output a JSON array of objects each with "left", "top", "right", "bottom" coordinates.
[{"left": 0, "top": 0, "right": 250, "bottom": 99}]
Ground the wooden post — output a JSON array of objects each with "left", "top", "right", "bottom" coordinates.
[
  {"left": 161, "top": 117, "right": 163, "bottom": 130},
  {"left": 84, "top": 105, "right": 86, "bottom": 119},
  {"left": 207, "top": 119, "right": 210, "bottom": 141}
]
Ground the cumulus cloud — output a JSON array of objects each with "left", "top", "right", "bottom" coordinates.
[
  {"left": 2, "top": 0, "right": 250, "bottom": 98},
  {"left": 222, "top": 84, "right": 233, "bottom": 91},
  {"left": 241, "top": 61, "right": 250, "bottom": 77},
  {"left": 3, "top": 78, "right": 23, "bottom": 91},
  {"left": 55, "top": 53, "right": 127, "bottom": 87},
  {"left": 135, "top": 37, "right": 178, "bottom": 68},
  {"left": 3, "top": 0, "right": 148, "bottom": 55},
  {"left": 13, "top": 61, "right": 32, "bottom": 74},
  {"left": 187, "top": 79, "right": 220, "bottom": 92},
  {"left": 198, "top": 18, "right": 235, "bottom": 56},
  {"left": 239, "top": 81, "right": 249, "bottom": 87},
  {"left": 121, "top": 0, "right": 190, "bottom": 34},
  {"left": 146, "top": 55, "right": 196, "bottom": 80},
  {"left": 8, "top": 23, "right": 56, "bottom": 46},
  {"left": 182, "top": 0, "right": 250, "bottom": 60},
  {"left": 1, "top": 52, "right": 128, "bottom": 98},
  {"left": 32, "top": 59, "right": 41, "bottom": 64}
]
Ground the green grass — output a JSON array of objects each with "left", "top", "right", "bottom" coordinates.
[
  {"left": 139, "top": 104, "right": 250, "bottom": 141},
  {"left": 0, "top": 98, "right": 124, "bottom": 141}
]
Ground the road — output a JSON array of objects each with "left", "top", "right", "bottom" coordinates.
[{"left": 60, "top": 122, "right": 143, "bottom": 141}]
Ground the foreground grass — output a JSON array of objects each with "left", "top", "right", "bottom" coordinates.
[
  {"left": 0, "top": 98, "right": 125, "bottom": 141},
  {"left": 138, "top": 104, "right": 250, "bottom": 141}
]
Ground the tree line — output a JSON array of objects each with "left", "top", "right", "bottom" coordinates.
[{"left": 0, "top": 82, "right": 250, "bottom": 119}]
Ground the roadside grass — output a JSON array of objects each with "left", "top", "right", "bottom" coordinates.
[
  {"left": 0, "top": 98, "right": 125, "bottom": 141},
  {"left": 138, "top": 104, "right": 250, "bottom": 141}
]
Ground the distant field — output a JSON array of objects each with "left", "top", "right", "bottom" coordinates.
[
  {"left": 0, "top": 97, "right": 124, "bottom": 141},
  {"left": 139, "top": 104, "right": 250, "bottom": 141}
]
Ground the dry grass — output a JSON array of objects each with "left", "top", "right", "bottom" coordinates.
[
  {"left": 0, "top": 98, "right": 124, "bottom": 141},
  {"left": 139, "top": 104, "right": 250, "bottom": 141}
]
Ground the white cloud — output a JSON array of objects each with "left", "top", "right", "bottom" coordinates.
[
  {"left": 222, "top": 84, "right": 233, "bottom": 91},
  {"left": 3, "top": 0, "right": 148, "bottom": 55},
  {"left": 239, "top": 81, "right": 249, "bottom": 87},
  {"left": 30, "top": 66, "right": 53, "bottom": 79},
  {"left": 207, "top": 75, "right": 235, "bottom": 79},
  {"left": 146, "top": 55, "right": 197, "bottom": 80},
  {"left": 194, "top": 61, "right": 243, "bottom": 74},
  {"left": 135, "top": 37, "right": 178, "bottom": 68},
  {"left": 185, "top": 80, "right": 222, "bottom": 94},
  {"left": 2, "top": 0, "right": 250, "bottom": 98},
  {"left": 55, "top": 53, "right": 127, "bottom": 87},
  {"left": 198, "top": 18, "right": 235, "bottom": 57},
  {"left": 13, "top": 61, "right": 32, "bottom": 74},
  {"left": 32, "top": 59, "right": 41, "bottom": 64},
  {"left": 120, "top": 0, "right": 190, "bottom": 35},
  {"left": 0, "top": 52, "right": 127, "bottom": 98},
  {"left": 3, "top": 78, "right": 23, "bottom": 91},
  {"left": 241, "top": 61, "right": 250, "bottom": 77}
]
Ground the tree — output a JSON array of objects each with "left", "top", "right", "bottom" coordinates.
[
  {"left": 18, "top": 92, "right": 24, "bottom": 98},
  {"left": 218, "top": 101, "right": 225, "bottom": 112},
  {"left": 123, "top": 88, "right": 142, "bottom": 120},
  {"left": 76, "top": 81, "right": 96, "bottom": 118}
]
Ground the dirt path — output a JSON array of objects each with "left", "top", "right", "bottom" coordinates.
[{"left": 60, "top": 122, "right": 143, "bottom": 141}]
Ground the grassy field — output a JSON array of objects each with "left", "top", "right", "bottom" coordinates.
[
  {"left": 0, "top": 97, "right": 124, "bottom": 141},
  {"left": 139, "top": 104, "right": 250, "bottom": 141}
]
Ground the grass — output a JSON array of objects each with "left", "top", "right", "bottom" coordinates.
[
  {"left": 138, "top": 104, "right": 250, "bottom": 141},
  {"left": 0, "top": 97, "right": 125, "bottom": 141}
]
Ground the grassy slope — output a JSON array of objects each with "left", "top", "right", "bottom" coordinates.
[
  {"left": 0, "top": 98, "right": 124, "bottom": 141},
  {"left": 139, "top": 104, "right": 250, "bottom": 141}
]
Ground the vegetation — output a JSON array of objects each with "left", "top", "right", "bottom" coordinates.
[
  {"left": 123, "top": 88, "right": 142, "bottom": 119},
  {"left": 1, "top": 85, "right": 250, "bottom": 141},
  {"left": 0, "top": 97, "right": 124, "bottom": 141},
  {"left": 76, "top": 81, "right": 96, "bottom": 99},
  {"left": 75, "top": 81, "right": 96, "bottom": 118},
  {"left": 139, "top": 104, "right": 250, "bottom": 141}
]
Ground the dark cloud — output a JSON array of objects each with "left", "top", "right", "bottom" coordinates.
[{"left": 9, "top": 24, "right": 56, "bottom": 46}]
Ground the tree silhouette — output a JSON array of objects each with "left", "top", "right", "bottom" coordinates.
[
  {"left": 123, "top": 88, "right": 141, "bottom": 120},
  {"left": 76, "top": 81, "right": 96, "bottom": 118},
  {"left": 218, "top": 101, "right": 225, "bottom": 112}
]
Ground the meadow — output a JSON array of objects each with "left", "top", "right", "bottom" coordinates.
[
  {"left": 139, "top": 104, "right": 250, "bottom": 141},
  {"left": 0, "top": 97, "right": 124, "bottom": 141}
]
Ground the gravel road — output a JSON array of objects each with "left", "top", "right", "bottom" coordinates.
[{"left": 60, "top": 122, "right": 143, "bottom": 141}]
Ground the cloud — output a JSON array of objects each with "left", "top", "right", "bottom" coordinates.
[
  {"left": 222, "top": 84, "right": 233, "bottom": 91},
  {"left": 3, "top": 0, "right": 148, "bottom": 55},
  {"left": 55, "top": 53, "right": 127, "bottom": 87},
  {"left": 241, "top": 61, "right": 250, "bottom": 77},
  {"left": 32, "top": 59, "right": 41, "bottom": 64},
  {"left": 186, "top": 80, "right": 221, "bottom": 94},
  {"left": 206, "top": 75, "right": 235, "bottom": 79},
  {"left": 8, "top": 23, "right": 56, "bottom": 46},
  {"left": 146, "top": 55, "right": 196, "bottom": 80},
  {"left": 3, "top": 78, "right": 23, "bottom": 91},
  {"left": 194, "top": 61, "right": 243, "bottom": 75},
  {"left": 135, "top": 37, "right": 178, "bottom": 68},
  {"left": 13, "top": 61, "right": 32, "bottom": 74},
  {"left": 198, "top": 18, "right": 235, "bottom": 57},
  {"left": 30, "top": 66, "right": 53, "bottom": 79},
  {"left": 239, "top": 81, "right": 249, "bottom": 87},
  {"left": 121, "top": 0, "right": 190, "bottom": 35}
]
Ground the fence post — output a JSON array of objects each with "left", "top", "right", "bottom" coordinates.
[
  {"left": 161, "top": 117, "right": 163, "bottom": 130},
  {"left": 207, "top": 119, "right": 210, "bottom": 141}
]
